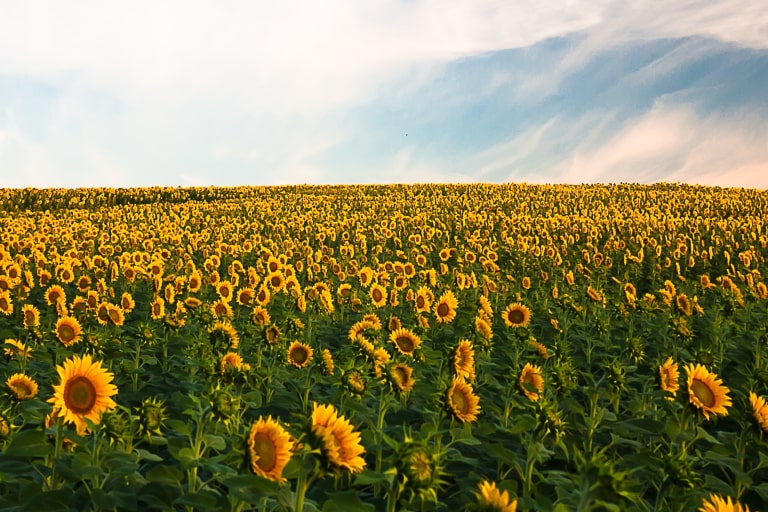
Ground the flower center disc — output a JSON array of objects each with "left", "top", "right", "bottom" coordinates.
[
  {"left": 451, "top": 387, "right": 469, "bottom": 413},
  {"left": 508, "top": 310, "right": 524, "bottom": 324},
  {"left": 64, "top": 376, "right": 97, "bottom": 414},
  {"left": 252, "top": 434, "right": 277, "bottom": 472},
  {"left": 291, "top": 348, "right": 308, "bottom": 364},
  {"left": 59, "top": 325, "right": 75, "bottom": 342},
  {"left": 396, "top": 336, "right": 414, "bottom": 353},
  {"left": 437, "top": 303, "right": 450, "bottom": 317},
  {"left": 691, "top": 379, "right": 715, "bottom": 407}
]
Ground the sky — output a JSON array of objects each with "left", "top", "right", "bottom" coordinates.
[{"left": 1, "top": 1, "right": 767, "bottom": 189}]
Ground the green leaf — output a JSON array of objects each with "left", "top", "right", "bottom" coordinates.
[
  {"left": 354, "top": 470, "right": 393, "bottom": 486},
  {"left": 135, "top": 448, "right": 163, "bottom": 462},
  {"left": 166, "top": 419, "right": 192, "bottom": 436},
  {"left": 204, "top": 434, "right": 226, "bottom": 451},
  {"left": 4, "top": 430, "right": 52, "bottom": 458},
  {"left": 222, "top": 474, "right": 280, "bottom": 503},
  {"left": 174, "top": 490, "right": 220, "bottom": 510},
  {"left": 321, "top": 490, "right": 375, "bottom": 512},
  {"left": 21, "top": 490, "right": 70, "bottom": 512}
]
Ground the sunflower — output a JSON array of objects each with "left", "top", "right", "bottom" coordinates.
[
  {"left": 251, "top": 306, "right": 271, "bottom": 326},
  {"left": 22, "top": 304, "right": 40, "bottom": 328},
  {"left": 698, "top": 494, "right": 750, "bottom": 512},
  {"left": 414, "top": 286, "right": 432, "bottom": 313},
  {"left": 446, "top": 378, "right": 480, "bottom": 423},
  {"left": 220, "top": 352, "right": 250, "bottom": 374},
  {"left": 266, "top": 272, "right": 285, "bottom": 292},
  {"left": 528, "top": 340, "right": 549, "bottom": 360},
  {"left": 120, "top": 292, "right": 135, "bottom": 313},
  {"left": 6, "top": 373, "right": 38, "bottom": 400},
  {"left": 264, "top": 324, "right": 281, "bottom": 345},
  {"left": 676, "top": 294, "right": 692, "bottom": 316},
  {"left": 519, "top": 363, "right": 544, "bottom": 401},
  {"left": 45, "top": 285, "right": 66, "bottom": 306},
  {"left": 48, "top": 354, "right": 118, "bottom": 435},
  {"left": 388, "top": 363, "right": 416, "bottom": 393},
  {"left": 256, "top": 284, "right": 271, "bottom": 306},
  {"left": 56, "top": 316, "right": 82, "bottom": 347},
  {"left": 475, "top": 480, "right": 518, "bottom": 512},
  {"left": 4, "top": 339, "right": 32, "bottom": 360},
  {"left": 247, "top": 416, "right": 294, "bottom": 483},
  {"left": 209, "top": 322, "right": 240, "bottom": 349},
  {"left": 369, "top": 283, "right": 387, "bottom": 308},
  {"left": 288, "top": 341, "right": 313, "bottom": 368},
  {"left": 310, "top": 402, "right": 366, "bottom": 474},
  {"left": 502, "top": 303, "right": 531, "bottom": 328},
  {"left": 659, "top": 357, "right": 679, "bottom": 398},
  {"left": 95, "top": 302, "right": 110, "bottom": 326},
  {"left": 453, "top": 340, "right": 475, "bottom": 381},
  {"left": 749, "top": 392, "right": 768, "bottom": 432},
  {"left": 150, "top": 297, "right": 165, "bottom": 320},
  {"left": 211, "top": 300, "right": 234, "bottom": 319},
  {"left": 475, "top": 315, "right": 493, "bottom": 340},
  {"left": 106, "top": 304, "right": 125, "bottom": 326},
  {"left": 434, "top": 290, "right": 458, "bottom": 324},
  {"left": 685, "top": 363, "right": 732, "bottom": 420},
  {"left": 0, "top": 290, "right": 13, "bottom": 316},
  {"left": 321, "top": 348, "right": 335, "bottom": 375},
  {"left": 216, "top": 280, "right": 234, "bottom": 302},
  {"left": 389, "top": 328, "right": 422, "bottom": 356},
  {"left": 237, "top": 287, "right": 255, "bottom": 306}
]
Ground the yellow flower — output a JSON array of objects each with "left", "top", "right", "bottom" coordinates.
[
  {"left": 4, "top": 339, "right": 32, "bottom": 360},
  {"left": 220, "top": 352, "right": 250, "bottom": 374},
  {"left": 0, "top": 290, "right": 13, "bottom": 316},
  {"left": 389, "top": 328, "right": 422, "bottom": 356},
  {"left": 659, "top": 357, "right": 679, "bottom": 398},
  {"left": 311, "top": 403, "right": 366, "bottom": 474},
  {"left": 288, "top": 341, "right": 313, "bottom": 368},
  {"left": 502, "top": 303, "right": 531, "bottom": 328},
  {"left": 321, "top": 348, "right": 335, "bottom": 375},
  {"left": 685, "top": 363, "right": 731, "bottom": 420},
  {"left": 434, "top": 290, "right": 458, "bottom": 323},
  {"left": 369, "top": 283, "right": 387, "bottom": 308},
  {"left": 247, "top": 416, "right": 294, "bottom": 483},
  {"left": 698, "top": 494, "right": 750, "bottom": 512},
  {"left": 453, "top": 340, "right": 475, "bottom": 381},
  {"left": 749, "top": 392, "right": 768, "bottom": 432},
  {"left": 48, "top": 354, "right": 118, "bottom": 435},
  {"left": 21, "top": 304, "right": 40, "bottom": 328},
  {"left": 56, "top": 316, "right": 82, "bottom": 347},
  {"left": 519, "top": 363, "right": 544, "bottom": 401},
  {"left": 6, "top": 373, "right": 38, "bottom": 400},
  {"left": 388, "top": 363, "right": 416, "bottom": 393},
  {"left": 446, "top": 377, "right": 480, "bottom": 423},
  {"left": 475, "top": 480, "right": 518, "bottom": 512}
]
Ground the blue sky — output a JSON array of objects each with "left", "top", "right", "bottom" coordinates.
[{"left": 1, "top": 1, "right": 767, "bottom": 188}]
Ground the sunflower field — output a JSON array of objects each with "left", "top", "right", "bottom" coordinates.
[{"left": 0, "top": 183, "right": 767, "bottom": 512}]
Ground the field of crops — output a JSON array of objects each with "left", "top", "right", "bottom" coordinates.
[{"left": 0, "top": 183, "right": 766, "bottom": 511}]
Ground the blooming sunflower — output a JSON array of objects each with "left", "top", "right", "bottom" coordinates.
[
  {"left": 251, "top": 305, "right": 271, "bottom": 326},
  {"left": 45, "top": 285, "right": 66, "bottom": 306},
  {"left": 749, "top": 392, "right": 768, "bottom": 432},
  {"left": 4, "top": 339, "right": 31, "bottom": 360},
  {"left": 685, "top": 363, "right": 732, "bottom": 420},
  {"left": 264, "top": 324, "right": 281, "bottom": 345},
  {"left": 389, "top": 328, "right": 422, "bottom": 356},
  {"left": 106, "top": 304, "right": 125, "bottom": 326},
  {"left": 502, "top": 303, "right": 531, "bottom": 328},
  {"left": 150, "top": 297, "right": 165, "bottom": 320},
  {"left": 288, "top": 341, "right": 313, "bottom": 368},
  {"left": 475, "top": 480, "right": 518, "bottom": 512},
  {"left": 220, "top": 352, "right": 250, "bottom": 374},
  {"left": 434, "top": 290, "right": 458, "bottom": 324},
  {"left": 369, "top": 283, "right": 387, "bottom": 308},
  {"left": 519, "top": 363, "right": 544, "bottom": 401},
  {"left": 446, "top": 378, "right": 480, "bottom": 423},
  {"left": 120, "top": 292, "right": 135, "bottom": 313},
  {"left": 698, "top": 494, "right": 750, "bottom": 512},
  {"left": 48, "top": 354, "right": 118, "bottom": 435},
  {"left": 676, "top": 294, "right": 692, "bottom": 316},
  {"left": 56, "top": 316, "right": 82, "bottom": 347},
  {"left": 453, "top": 340, "right": 476, "bottom": 381},
  {"left": 6, "top": 373, "right": 38, "bottom": 400},
  {"left": 475, "top": 315, "right": 493, "bottom": 340},
  {"left": 247, "top": 416, "right": 294, "bottom": 483},
  {"left": 21, "top": 304, "right": 40, "bottom": 328},
  {"left": 659, "top": 357, "right": 679, "bottom": 398},
  {"left": 311, "top": 403, "right": 366, "bottom": 474},
  {"left": 414, "top": 286, "right": 432, "bottom": 313},
  {"left": 237, "top": 287, "right": 255, "bottom": 306},
  {"left": 321, "top": 348, "right": 335, "bottom": 375},
  {"left": 0, "top": 290, "right": 13, "bottom": 316}
]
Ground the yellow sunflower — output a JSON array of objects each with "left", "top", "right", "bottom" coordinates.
[
  {"left": 321, "top": 348, "right": 335, "bottom": 375},
  {"left": 685, "top": 363, "right": 731, "bottom": 420},
  {"left": 288, "top": 341, "right": 314, "bottom": 368},
  {"left": 216, "top": 280, "right": 234, "bottom": 302},
  {"left": 106, "top": 304, "right": 125, "bottom": 326},
  {"left": 220, "top": 352, "right": 250, "bottom": 374},
  {"left": 48, "top": 354, "right": 118, "bottom": 435},
  {"left": 4, "top": 339, "right": 32, "bottom": 360},
  {"left": 388, "top": 363, "right": 416, "bottom": 393},
  {"left": 446, "top": 378, "right": 480, "bottom": 423},
  {"left": 247, "top": 416, "right": 294, "bottom": 483},
  {"left": 676, "top": 294, "right": 692, "bottom": 316},
  {"left": 749, "top": 392, "right": 768, "bottom": 432},
  {"left": 519, "top": 363, "right": 544, "bottom": 401},
  {"left": 0, "top": 290, "right": 13, "bottom": 316},
  {"left": 56, "top": 316, "right": 82, "bottom": 347},
  {"left": 434, "top": 290, "right": 459, "bottom": 324},
  {"left": 698, "top": 494, "right": 750, "bottom": 512},
  {"left": 453, "top": 340, "right": 475, "bottom": 381},
  {"left": 369, "top": 283, "right": 387, "bottom": 308},
  {"left": 21, "top": 304, "right": 40, "bottom": 328},
  {"left": 251, "top": 306, "right": 271, "bottom": 326},
  {"left": 414, "top": 286, "right": 432, "bottom": 313},
  {"left": 389, "top": 328, "right": 422, "bottom": 356},
  {"left": 264, "top": 324, "right": 281, "bottom": 345},
  {"left": 476, "top": 480, "right": 518, "bottom": 512},
  {"left": 659, "top": 357, "right": 679, "bottom": 398},
  {"left": 475, "top": 315, "right": 493, "bottom": 340},
  {"left": 311, "top": 402, "right": 366, "bottom": 474},
  {"left": 6, "top": 373, "right": 38, "bottom": 400},
  {"left": 211, "top": 299, "right": 234, "bottom": 319},
  {"left": 120, "top": 292, "right": 136, "bottom": 313},
  {"left": 237, "top": 287, "right": 255, "bottom": 306},
  {"left": 45, "top": 285, "right": 66, "bottom": 306},
  {"left": 502, "top": 303, "right": 531, "bottom": 328},
  {"left": 150, "top": 297, "right": 165, "bottom": 320}
]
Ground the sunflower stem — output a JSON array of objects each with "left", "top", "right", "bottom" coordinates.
[
  {"left": 375, "top": 386, "right": 388, "bottom": 474},
  {"left": 294, "top": 473, "right": 313, "bottom": 512}
]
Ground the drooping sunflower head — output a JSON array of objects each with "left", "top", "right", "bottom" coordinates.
[
  {"left": 394, "top": 440, "right": 444, "bottom": 501},
  {"left": 659, "top": 357, "right": 680, "bottom": 398},
  {"left": 220, "top": 352, "right": 250, "bottom": 375},
  {"left": 343, "top": 369, "right": 367, "bottom": 396},
  {"left": 446, "top": 377, "right": 480, "bottom": 423},
  {"left": 475, "top": 480, "right": 518, "bottom": 512},
  {"left": 749, "top": 392, "right": 768, "bottom": 432},
  {"left": 676, "top": 294, "right": 692, "bottom": 316},
  {"left": 209, "top": 321, "right": 240, "bottom": 350},
  {"left": 288, "top": 341, "right": 314, "bottom": 369},
  {"left": 475, "top": 315, "right": 493, "bottom": 340},
  {"left": 519, "top": 363, "right": 544, "bottom": 401},
  {"left": 389, "top": 328, "right": 422, "bottom": 356},
  {"left": 6, "top": 373, "right": 38, "bottom": 400},
  {"left": 247, "top": 416, "right": 294, "bottom": 483},
  {"left": 685, "top": 363, "right": 732, "bottom": 420},
  {"left": 4, "top": 339, "right": 32, "bottom": 360},
  {"left": 388, "top": 363, "right": 416, "bottom": 394},
  {"left": 502, "top": 303, "right": 531, "bottom": 328},
  {"left": 48, "top": 354, "right": 118, "bottom": 435},
  {"left": 309, "top": 402, "right": 366, "bottom": 475},
  {"left": 321, "top": 349, "right": 335, "bottom": 375},
  {"left": 453, "top": 340, "right": 476, "bottom": 381}
]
